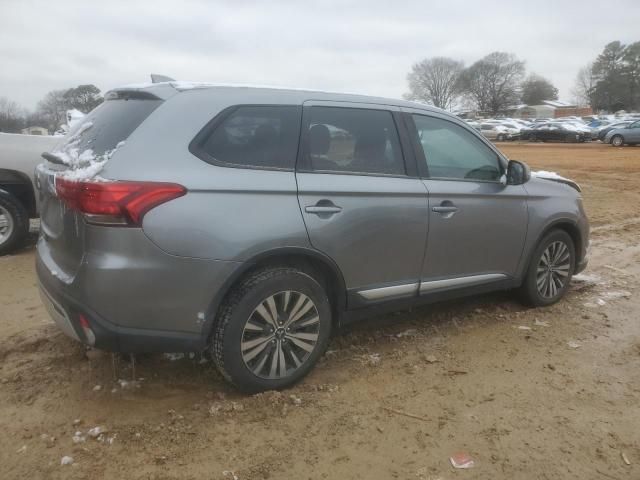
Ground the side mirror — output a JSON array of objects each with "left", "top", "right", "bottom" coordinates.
[{"left": 506, "top": 159, "right": 531, "bottom": 185}]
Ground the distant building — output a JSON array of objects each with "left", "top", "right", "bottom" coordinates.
[
  {"left": 511, "top": 100, "right": 593, "bottom": 119},
  {"left": 21, "top": 126, "right": 49, "bottom": 136}
]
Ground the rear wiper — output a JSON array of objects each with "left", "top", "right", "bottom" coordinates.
[{"left": 41, "top": 152, "right": 66, "bottom": 165}]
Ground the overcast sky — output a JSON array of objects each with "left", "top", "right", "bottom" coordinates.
[{"left": 1, "top": 0, "right": 639, "bottom": 110}]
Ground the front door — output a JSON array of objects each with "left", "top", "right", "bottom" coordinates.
[
  {"left": 405, "top": 111, "right": 528, "bottom": 292},
  {"left": 296, "top": 102, "right": 428, "bottom": 302}
]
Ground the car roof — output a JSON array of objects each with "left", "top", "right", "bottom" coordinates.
[{"left": 108, "top": 81, "right": 446, "bottom": 114}]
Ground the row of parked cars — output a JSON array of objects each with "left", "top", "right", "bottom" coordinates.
[{"left": 467, "top": 115, "right": 640, "bottom": 145}]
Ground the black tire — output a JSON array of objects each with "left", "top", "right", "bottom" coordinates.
[
  {"left": 519, "top": 229, "right": 575, "bottom": 307},
  {"left": 611, "top": 135, "right": 624, "bottom": 147},
  {"left": 0, "top": 190, "right": 29, "bottom": 256},
  {"left": 211, "top": 267, "right": 332, "bottom": 393}
]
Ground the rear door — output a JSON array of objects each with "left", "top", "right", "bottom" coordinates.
[
  {"left": 404, "top": 111, "right": 528, "bottom": 291},
  {"left": 296, "top": 101, "right": 428, "bottom": 303}
]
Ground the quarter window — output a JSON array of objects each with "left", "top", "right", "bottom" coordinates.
[
  {"left": 197, "top": 106, "right": 300, "bottom": 169},
  {"left": 412, "top": 115, "right": 502, "bottom": 181},
  {"left": 305, "top": 107, "right": 405, "bottom": 175}
]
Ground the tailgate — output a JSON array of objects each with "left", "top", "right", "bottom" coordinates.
[{"left": 36, "top": 91, "right": 164, "bottom": 280}]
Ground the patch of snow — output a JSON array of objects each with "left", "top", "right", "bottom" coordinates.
[
  {"left": 572, "top": 273, "right": 602, "bottom": 285},
  {"left": 60, "top": 456, "right": 74, "bottom": 466},
  {"left": 87, "top": 426, "right": 107, "bottom": 438},
  {"left": 396, "top": 328, "right": 419, "bottom": 338},
  {"left": 602, "top": 290, "right": 631, "bottom": 300},
  {"left": 531, "top": 170, "right": 571, "bottom": 182},
  {"left": 567, "top": 340, "right": 582, "bottom": 349},
  {"left": 164, "top": 353, "right": 186, "bottom": 361},
  {"left": 47, "top": 125, "right": 125, "bottom": 181},
  {"left": 516, "top": 325, "right": 532, "bottom": 331},
  {"left": 367, "top": 353, "right": 381, "bottom": 366}
]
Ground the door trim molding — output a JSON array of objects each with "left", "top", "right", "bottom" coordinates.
[
  {"left": 357, "top": 283, "right": 419, "bottom": 301},
  {"left": 419, "top": 273, "right": 507, "bottom": 294}
]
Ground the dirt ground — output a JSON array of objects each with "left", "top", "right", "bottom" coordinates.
[{"left": 1, "top": 142, "right": 639, "bottom": 480}]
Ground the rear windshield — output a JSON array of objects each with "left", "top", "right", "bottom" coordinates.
[{"left": 59, "top": 95, "right": 162, "bottom": 156}]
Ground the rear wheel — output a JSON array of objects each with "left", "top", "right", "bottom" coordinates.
[
  {"left": 519, "top": 230, "right": 575, "bottom": 307},
  {"left": 211, "top": 267, "right": 332, "bottom": 392},
  {"left": 0, "top": 190, "right": 29, "bottom": 256},
  {"left": 611, "top": 135, "right": 624, "bottom": 147}
]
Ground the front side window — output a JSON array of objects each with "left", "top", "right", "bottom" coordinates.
[
  {"left": 305, "top": 107, "right": 405, "bottom": 175},
  {"left": 197, "top": 105, "right": 300, "bottom": 169},
  {"left": 412, "top": 115, "right": 502, "bottom": 182}
]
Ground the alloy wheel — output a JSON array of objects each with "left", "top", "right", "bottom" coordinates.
[
  {"left": 536, "top": 241, "right": 571, "bottom": 299},
  {"left": 0, "top": 206, "right": 14, "bottom": 246},
  {"left": 241, "top": 290, "right": 320, "bottom": 379}
]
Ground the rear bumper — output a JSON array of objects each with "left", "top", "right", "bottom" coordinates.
[
  {"left": 36, "top": 226, "right": 242, "bottom": 353},
  {"left": 37, "top": 258, "right": 205, "bottom": 352}
]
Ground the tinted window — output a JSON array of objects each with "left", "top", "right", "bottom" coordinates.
[
  {"left": 59, "top": 96, "right": 162, "bottom": 156},
  {"left": 199, "top": 106, "right": 300, "bottom": 169},
  {"left": 412, "top": 115, "right": 502, "bottom": 181},
  {"left": 305, "top": 107, "right": 405, "bottom": 175}
]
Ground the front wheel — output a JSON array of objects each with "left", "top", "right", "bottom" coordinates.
[
  {"left": 611, "top": 135, "right": 624, "bottom": 147},
  {"left": 519, "top": 230, "right": 575, "bottom": 307},
  {"left": 211, "top": 267, "right": 332, "bottom": 392}
]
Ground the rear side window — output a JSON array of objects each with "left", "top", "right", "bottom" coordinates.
[
  {"left": 412, "top": 114, "right": 502, "bottom": 182},
  {"left": 304, "top": 107, "right": 405, "bottom": 175},
  {"left": 60, "top": 95, "right": 162, "bottom": 156},
  {"left": 195, "top": 106, "right": 301, "bottom": 169}
]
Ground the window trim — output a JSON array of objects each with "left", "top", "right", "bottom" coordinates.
[
  {"left": 189, "top": 104, "right": 303, "bottom": 172},
  {"left": 406, "top": 112, "right": 507, "bottom": 184},
  {"left": 296, "top": 105, "right": 413, "bottom": 178}
]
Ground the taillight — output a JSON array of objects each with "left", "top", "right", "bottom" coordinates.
[{"left": 55, "top": 177, "right": 186, "bottom": 226}]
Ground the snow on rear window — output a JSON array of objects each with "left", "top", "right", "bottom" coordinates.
[{"left": 48, "top": 97, "right": 162, "bottom": 179}]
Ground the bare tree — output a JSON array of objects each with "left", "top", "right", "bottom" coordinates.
[
  {"left": 457, "top": 52, "right": 525, "bottom": 115},
  {"left": 0, "top": 97, "right": 26, "bottom": 133},
  {"left": 404, "top": 57, "right": 464, "bottom": 110},
  {"left": 572, "top": 63, "right": 595, "bottom": 107},
  {"left": 36, "top": 89, "right": 69, "bottom": 132}
]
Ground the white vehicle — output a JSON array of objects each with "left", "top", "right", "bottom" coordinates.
[
  {"left": 479, "top": 123, "right": 515, "bottom": 141},
  {"left": 0, "top": 133, "right": 59, "bottom": 254}
]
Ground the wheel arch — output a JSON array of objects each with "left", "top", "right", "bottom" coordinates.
[
  {"left": 533, "top": 219, "right": 583, "bottom": 266},
  {"left": 202, "top": 247, "right": 347, "bottom": 345},
  {"left": 0, "top": 169, "right": 37, "bottom": 217}
]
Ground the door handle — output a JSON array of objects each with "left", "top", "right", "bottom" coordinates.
[
  {"left": 305, "top": 200, "right": 342, "bottom": 216},
  {"left": 432, "top": 206, "right": 458, "bottom": 213},
  {"left": 305, "top": 205, "right": 342, "bottom": 215},
  {"left": 432, "top": 201, "right": 458, "bottom": 218}
]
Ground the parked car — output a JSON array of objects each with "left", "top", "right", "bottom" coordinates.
[
  {"left": 0, "top": 132, "right": 59, "bottom": 254},
  {"left": 479, "top": 123, "right": 516, "bottom": 141},
  {"left": 597, "top": 121, "right": 632, "bottom": 141},
  {"left": 36, "top": 82, "right": 590, "bottom": 392},
  {"left": 604, "top": 120, "right": 640, "bottom": 146},
  {"left": 522, "top": 123, "right": 590, "bottom": 142}
]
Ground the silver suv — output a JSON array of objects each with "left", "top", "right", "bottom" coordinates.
[{"left": 36, "top": 83, "right": 589, "bottom": 392}]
